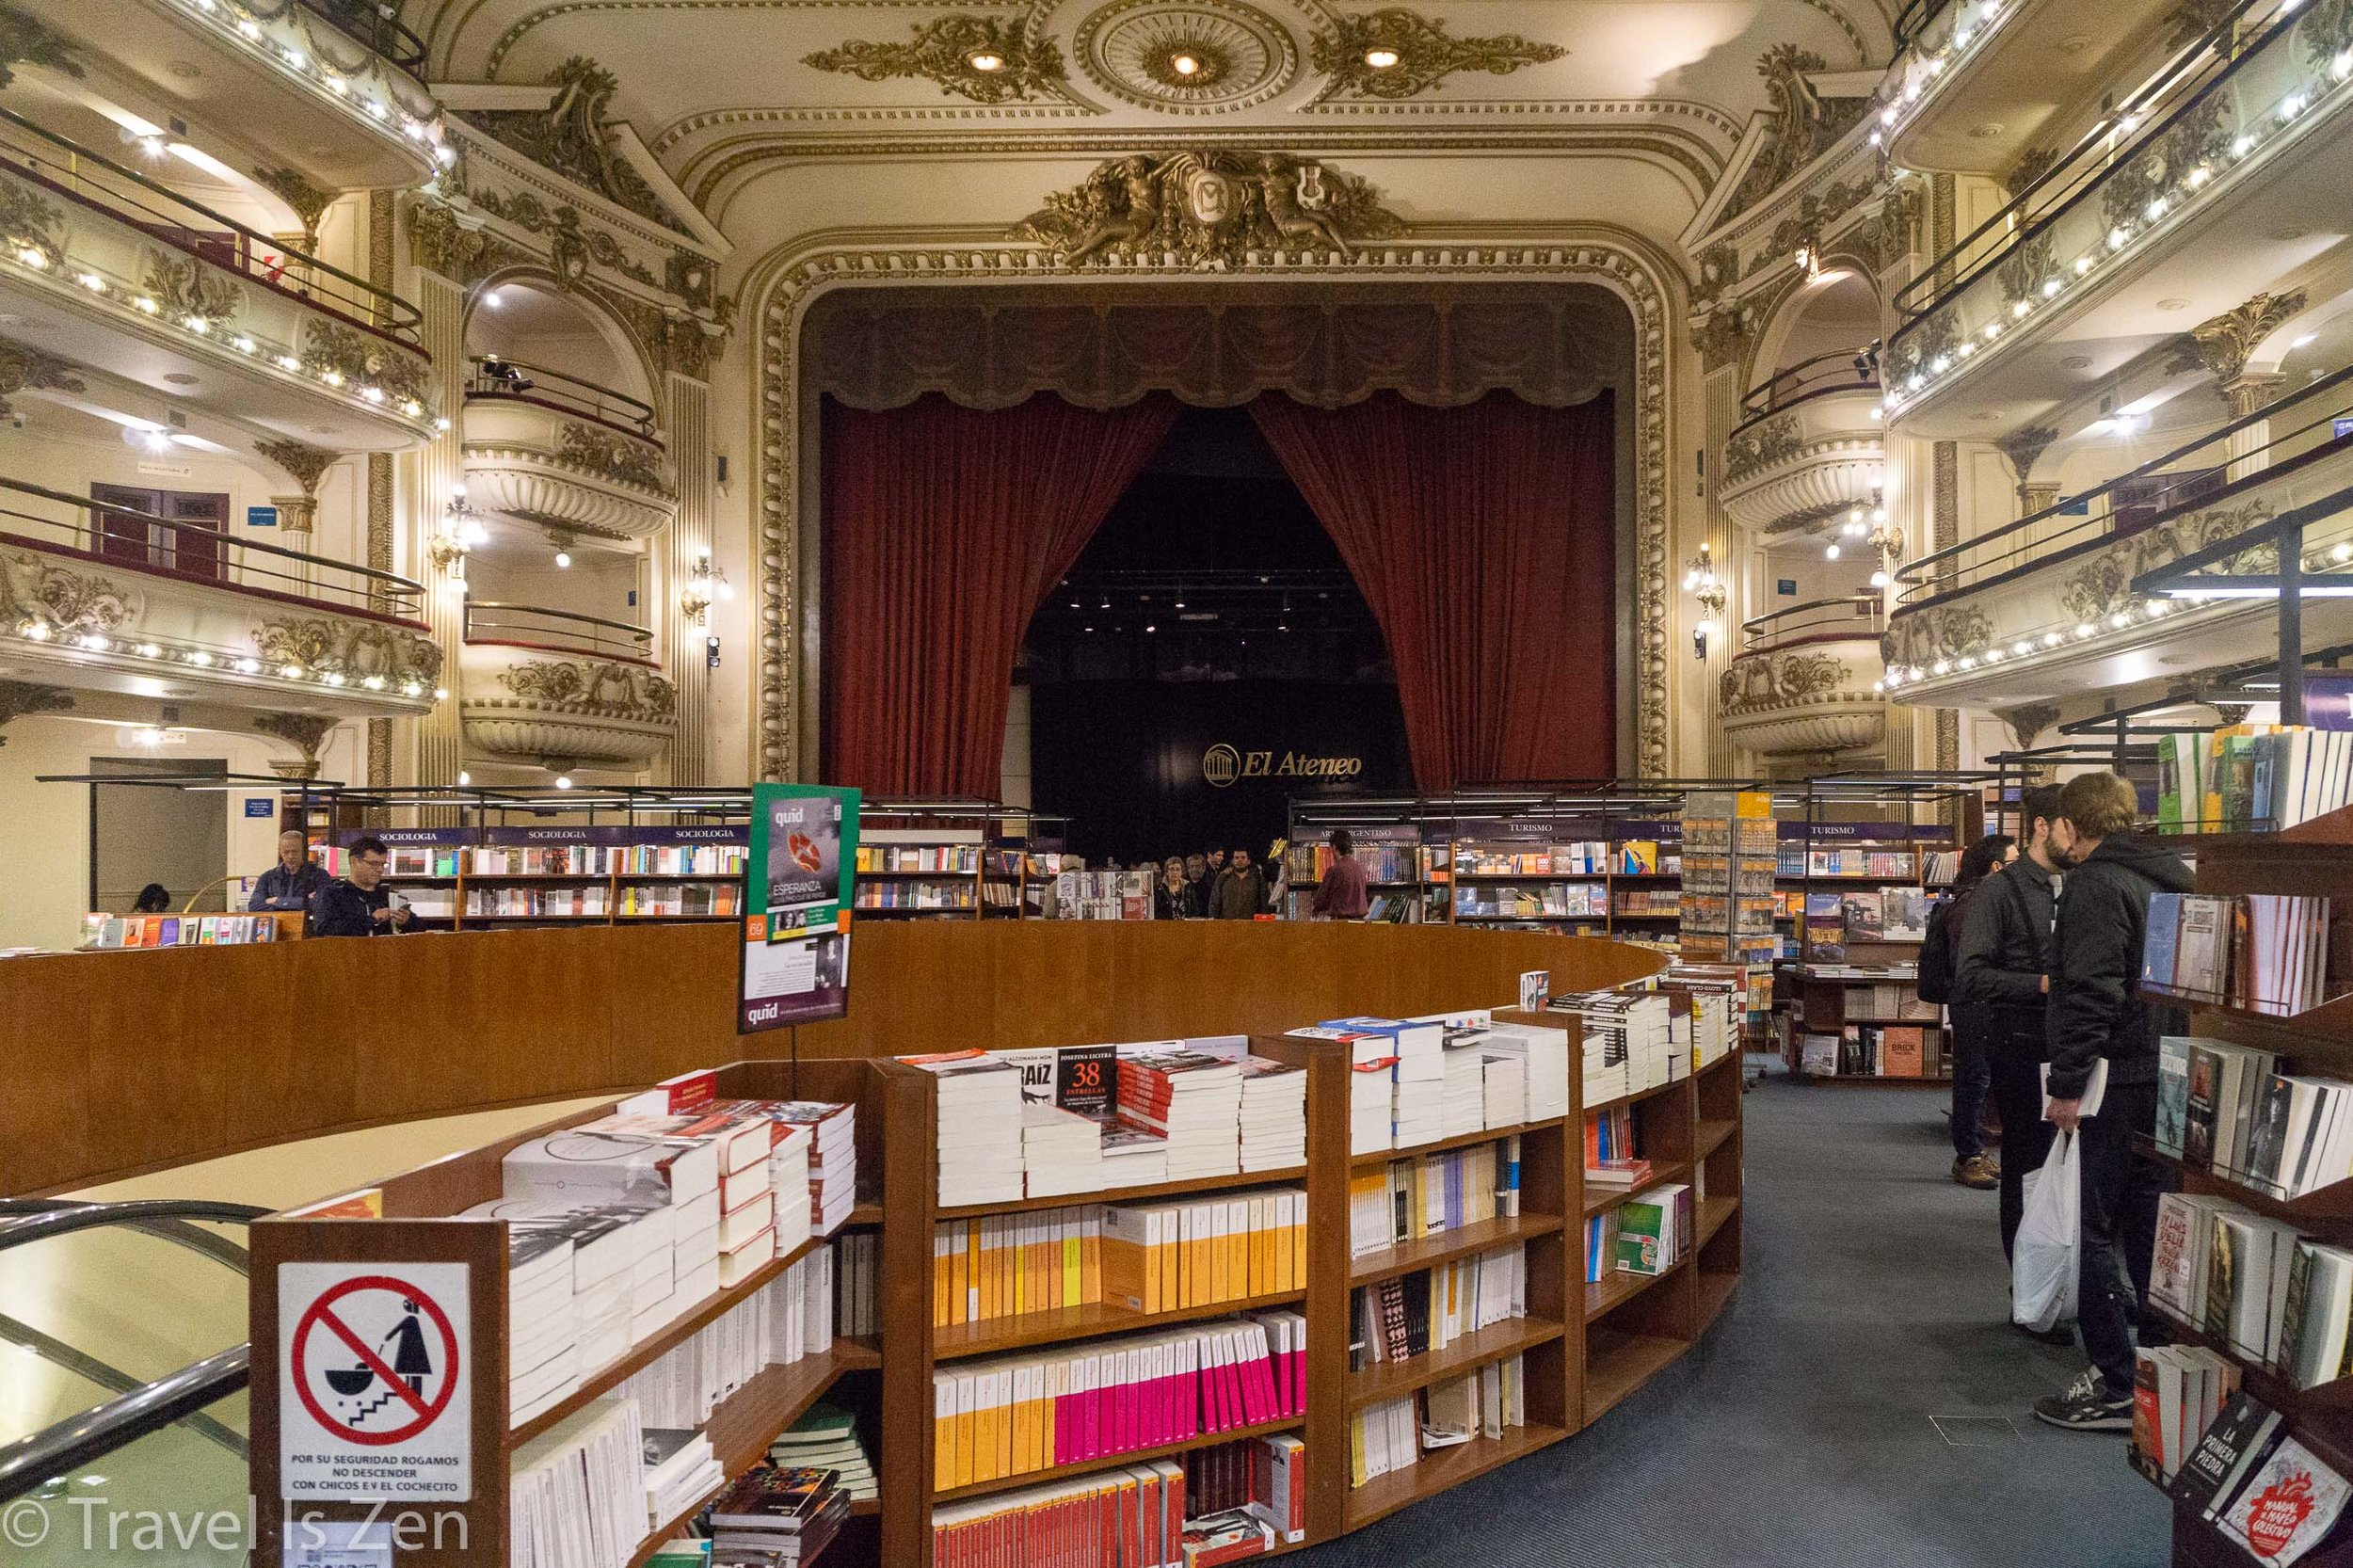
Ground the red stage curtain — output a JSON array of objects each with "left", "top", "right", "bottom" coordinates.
[
  {"left": 1248, "top": 392, "right": 1617, "bottom": 792},
  {"left": 821, "top": 392, "right": 1181, "bottom": 795}
]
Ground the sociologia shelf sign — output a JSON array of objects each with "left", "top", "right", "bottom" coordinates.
[{"left": 277, "top": 1263, "right": 471, "bottom": 1501}]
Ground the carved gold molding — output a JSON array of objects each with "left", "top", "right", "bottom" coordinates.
[
  {"left": 0, "top": 4, "right": 83, "bottom": 89},
  {"left": 1013, "top": 149, "right": 1402, "bottom": 265},
  {"left": 803, "top": 14, "right": 1066, "bottom": 104},
  {"left": 0, "top": 334, "right": 82, "bottom": 418},
  {"left": 1306, "top": 8, "right": 1563, "bottom": 103},
  {"left": 746, "top": 232, "right": 1677, "bottom": 783}
]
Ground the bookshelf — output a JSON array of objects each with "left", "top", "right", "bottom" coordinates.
[
  {"left": 247, "top": 1057, "right": 887, "bottom": 1568},
  {"left": 1779, "top": 964, "right": 1950, "bottom": 1083},
  {"left": 2127, "top": 806, "right": 2353, "bottom": 1567}
]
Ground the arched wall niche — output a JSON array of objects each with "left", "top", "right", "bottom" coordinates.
[{"left": 463, "top": 265, "right": 665, "bottom": 416}]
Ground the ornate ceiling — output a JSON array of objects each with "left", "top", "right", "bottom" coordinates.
[{"left": 408, "top": 1, "right": 1896, "bottom": 234}]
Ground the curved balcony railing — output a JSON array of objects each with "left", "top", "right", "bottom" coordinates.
[
  {"left": 1742, "top": 596, "right": 1885, "bottom": 653},
  {"left": 1885, "top": 0, "right": 2307, "bottom": 403},
  {"left": 1, "top": 476, "right": 424, "bottom": 619},
  {"left": 464, "top": 600, "right": 655, "bottom": 663},
  {"left": 1736, "top": 346, "right": 1881, "bottom": 433},
  {"left": 1894, "top": 364, "right": 2353, "bottom": 610},
  {"left": 466, "top": 357, "right": 660, "bottom": 442},
  {"left": 295, "top": 0, "right": 430, "bottom": 76},
  {"left": 0, "top": 105, "right": 421, "bottom": 344}
]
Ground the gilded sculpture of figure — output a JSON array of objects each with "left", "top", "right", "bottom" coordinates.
[
  {"left": 1065, "top": 156, "right": 1164, "bottom": 264},
  {"left": 1255, "top": 155, "right": 1350, "bottom": 256}
]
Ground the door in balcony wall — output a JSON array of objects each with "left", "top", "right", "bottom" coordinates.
[{"left": 91, "top": 485, "right": 228, "bottom": 584}]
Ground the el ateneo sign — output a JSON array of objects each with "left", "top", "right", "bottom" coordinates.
[{"left": 1202, "top": 744, "right": 1364, "bottom": 787}]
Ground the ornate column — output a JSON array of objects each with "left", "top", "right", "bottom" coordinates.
[
  {"left": 1699, "top": 347, "right": 1745, "bottom": 777},
  {"left": 1874, "top": 177, "right": 1930, "bottom": 774},
  {"left": 1994, "top": 425, "right": 2060, "bottom": 519},
  {"left": 395, "top": 240, "right": 469, "bottom": 789},
  {"left": 252, "top": 438, "right": 344, "bottom": 590},
  {"left": 664, "top": 370, "right": 712, "bottom": 784},
  {"left": 2182, "top": 291, "right": 2304, "bottom": 483}
]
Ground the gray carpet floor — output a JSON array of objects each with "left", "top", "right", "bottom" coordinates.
[{"left": 1296, "top": 1068, "right": 2172, "bottom": 1567}]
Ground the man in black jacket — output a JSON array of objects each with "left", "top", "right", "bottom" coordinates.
[
  {"left": 1957, "top": 783, "right": 2064, "bottom": 1265},
  {"left": 2032, "top": 772, "right": 2193, "bottom": 1432},
  {"left": 308, "top": 835, "right": 413, "bottom": 937}
]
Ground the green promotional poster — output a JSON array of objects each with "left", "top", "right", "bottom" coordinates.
[{"left": 739, "top": 783, "right": 860, "bottom": 1032}]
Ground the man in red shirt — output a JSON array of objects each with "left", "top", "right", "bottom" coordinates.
[{"left": 1310, "top": 828, "right": 1371, "bottom": 920}]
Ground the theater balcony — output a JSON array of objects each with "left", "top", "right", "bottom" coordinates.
[
  {"left": 0, "top": 478, "right": 438, "bottom": 721},
  {"left": 57, "top": 0, "right": 444, "bottom": 188},
  {"left": 1883, "top": 1, "right": 2352, "bottom": 439},
  {"left": 459, "top": 359, "right": 676, "bottom": 541},
  {"left": 458, "top": 601, "right": 675, "bottom": 769},
  {"left": 1720, "top": 596, "right": 1888, "bottom": 763},
  {"left": 1879, "top": 0, "right": 2178, "bottom": 174},
  {"left": 1882, "top": 370, "right": 2353, "bottom": 710},
  {"left": 1718, "top": 350, "right": 1884, "bottom": 536},
  {"left": 0, "top": 108, "right": 435, "bottom": 451}
]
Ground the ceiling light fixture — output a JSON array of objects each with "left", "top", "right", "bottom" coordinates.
[
  {"left": 968, "top": 52, "right": 1004, "bottom": 72},
  {"left": 1364, "top": 48, "right": 1400, "bottom": 69},
  {"left": 1172, "top": 53, "right": 1200, "bottom": 75}
]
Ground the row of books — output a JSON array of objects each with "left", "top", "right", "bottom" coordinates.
[
  {"left": 1348, "top": 1245, "right": 1527, "bottom": 1369},
  {"left": 1453, "top": 884, "right": 1609, "bottom": 920},
  {"left": 1773, "top": 849, "right": 1919, "bottom": 878},
  {"left": 1288, "top": 840, "right": 1419, "bottom": 884},
  {"left": 2145, "top": 892, "right": 2336, "bottom": 1016},
  {"left": 702, "top": 1461, "right": 850, "bottom": 1564},
  {"left": 856, "top": 882, "right": 979, "bottom": 911},
  {"left": 1345, "top": 1138, "right": 1521, "bottom": 1257},
  {"left": 1795, "top": 1025, "right": 1938, "bottom": 1080},
  {"left": 928, "top": 1188, "right": 1308, "bottom": 1328},
  {"left": 775, "top": 1400, "right": 874, "bottom": 1505},
  {"left": 2129, "top": 1343, "right": 2240, "bottom": 1487},
  {"left": 1649, "top": 966, "right": 1747, "bottom": 1073},
  {"left": 616, "top": 1248, "right": 838, "bottom": 1433},
  {"left": 1585, "top": 1107, "right": 1641, "bottom": 1189},
  {"left": 857, "top": 843, "right": 984, "bottom": 873},
  {"left": 925, "top": 1314, "right": 1306, "bottom": 1491},
  {"left": 1456, "top": 841, "right": 1669, "bottom": 876},
  {"left": 80, "top": 912, "right": 286, "bottom": 950},
  {"left": 397, "top": 844, "right": 752, "bottom": 877},
  {"left": 1827, "top": 888, "right": 1933, "bottom": 942},
  {"left": 2158, "top": 723, "right": 2353, "bottom": 833},
  {"left": 1615, "top": 890, "right": 1682, "bottom": 917},
  {"left": 2167, "top": 1396, "right": 2352, "bottom": 1567},
  {"left": 1550, "top": 988, "right": 1676, "bottom": 1105},
  {"left": 1048, "top": 871, "right": 1157, "bottom": 921},
  {"left": 1350, "top": 1357, "right": 1527, "bottom": 1489},
  {"left": 2161, "top": 1036, "right": 2353, "bottom": 1198},
  {"left": 510, "top": 1397, "right": 646, "bottom": 1568},
  {"left": 1842, "top": 983, "right": 1940, "bottom": 1021},
  {"left": 1313, "top": 1014, "right": 1568, "bottom": 1155},
  {"left": 928, "top": 1433, "right": 1305, "bottom": 1568}
]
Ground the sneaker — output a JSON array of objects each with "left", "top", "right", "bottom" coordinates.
[
  {"left": 2033, "top": 1368, "right": 2134, "bottom": 1432},
  {"left": 1952, "top": 1154, "right": 1998, "bottom": 1190}
]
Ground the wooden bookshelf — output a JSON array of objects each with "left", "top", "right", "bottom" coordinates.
[
  {"left": 936, "top": 1163, "right": 1308, "bottom": 1219},
  {"left": 1339, "top": 1419, "right": 1569, "bottom": 1531},
  {"left": 933, "top": 1288, "right": 1307, "bottom": 1361},
  {"left": 931, "top": 1416, "right": 1307, "bottom": 1504},
  {"left": 1344, "top": 1317, "right": 1568, "bottom": 1408},
  {"left": 1349, "top": 1212, "right": 1566, "bottom": 1287},
  {"left": 2132, "top": 806, "right": 2353, "bottom": 1566}
]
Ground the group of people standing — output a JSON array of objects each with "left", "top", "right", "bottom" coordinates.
[
  {"left": 1141, "top": 827, "right": 1376, "bottom": 921},
  {"left": 1921, "top": 771, "right": 2193, "bottom": 1432}
]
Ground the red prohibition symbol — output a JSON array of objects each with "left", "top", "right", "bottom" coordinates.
[{"left": 290, "top": 1273, "right": 461, "bottom": 1447}]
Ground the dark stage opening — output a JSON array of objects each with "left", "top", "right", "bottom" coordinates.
[{"left": 1018, "top": 406, "right": 1411, "bottom": 868}]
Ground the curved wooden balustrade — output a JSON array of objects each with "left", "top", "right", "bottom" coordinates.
[{"left": 4, "top": 920, "right": 1663, "bottom": 1195}]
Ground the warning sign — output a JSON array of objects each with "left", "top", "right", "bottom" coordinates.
[{"left": 278, "top": 1263, "right": 472, "bottom": 1500}]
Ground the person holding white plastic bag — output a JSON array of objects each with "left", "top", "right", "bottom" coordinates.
[{"left": 2031, "top": 772, "right": 2192, "bottom": 1432}]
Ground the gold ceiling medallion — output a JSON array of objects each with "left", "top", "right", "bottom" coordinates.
[
  {"left": 1074, "top": 0, "right": 1297, "bottom": 114},
  {"left": 1014, "top": 150, "right": 1402, "bottom": 266},
  {"left": 802, "top": 15, "right": 1066, "bottom": 105},
  {"left": 1307, "top": 8, "right": 1563, "bottom": 102}
]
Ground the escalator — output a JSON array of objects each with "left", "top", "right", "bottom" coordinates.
[{"left": 0, "top": 1201, "right": 263, "bottom": 1565}]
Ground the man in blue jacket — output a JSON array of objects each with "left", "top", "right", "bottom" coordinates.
[
  {"left": 2032, "top": 772, "right": 2193, "bottom": 1432},
  {"left": 248, "top": 829, "right": 329, "bottom": 913}
]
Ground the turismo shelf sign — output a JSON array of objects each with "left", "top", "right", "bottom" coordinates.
[{"left": 740, "top": 782, "right": 859, "bottom": 1032}]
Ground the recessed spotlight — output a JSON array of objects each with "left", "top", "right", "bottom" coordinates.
[
  {"left": 968, "top": 52, "right": 1004, "bottom": 72},
  {"left": 1171, "top": 53, "right": 1200, "bottom": 75},
  {"left": 1365, "top": 48, "right": 1401, "bottom": 69}
]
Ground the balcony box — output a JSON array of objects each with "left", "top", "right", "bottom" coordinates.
[
  {"left": 0, "top": 112, "right": 435, "bottom": 451},
  {"left": 0, "top": 482, "right": 435, "bottom": 717},
  {"left": 1719, "top": 375, "right": 1885, "bottom": 536},
  {"left": 460, "top": 397, "right": 676, "bottom": 541},
  {"left": 1720, "top": 600, "right": 1886, "bottom": 760},
  {"left": 458, "top": 608, "right": 673, "bottom": 766}
]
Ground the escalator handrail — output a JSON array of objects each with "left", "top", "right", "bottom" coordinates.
[
  {"left": 0, "top": 1198, "right": 258, "bottom": 1272},
  {"left": 0, "top": 1200, "right": 269, "bottom": 1252},
  {"left": 0, "top": 1345, "right": 249, "bottom": 1506}
]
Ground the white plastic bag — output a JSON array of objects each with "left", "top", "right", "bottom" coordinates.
[{"left": 2012, "top": 1128, "right": 2081, "bottom": 1332}]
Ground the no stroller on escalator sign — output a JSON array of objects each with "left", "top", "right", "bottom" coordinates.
[{"left": 278, "top": 1264, "right": 472, "bottom": 1500}]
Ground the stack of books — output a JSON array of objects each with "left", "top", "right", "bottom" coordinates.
[
  {"left": 1614, "top": 1184, "right": 1691, "bottom": 1277},
  {"left": 754, "top": 1100, "right": 856, "bottom": 1238},
  {"left": 1438, "top": 1031, "right": 1488, "bottom": 1138},
  {"left": 707, "top": 1464, "right": 849, "bottom": 1564},
  {"left": 1100, "top": 1123, "right": 1172, "bottom": 1187},
  {"left": 1552, "top": 989, "right": 1675, "bottom": 1101},
  {"left": 1099, "top": 1189, "right": 1306, "bottom": 1313},
  {"left": 510, "top": 1398, "right": 644, "bottom": 1568},
  {"left": 907, "top": 1053, "right": 1026, "bottom": 1207},
  {"left": 1022, "top": 1104, "right": 1107, "bottom": 1198},
  {"left": 1117, "top": 1050, "right": 1244, "bottom": 1180},
  {"left": 1470, "top": 1018, "right": 1573, "bottom": 1122},
  {"left": 1324, "top": 1016, "right": 1444, "bottom": 1148},
  {"left": 469, "top": 1194, "right": 669, "bottom": 1419},
  {"left": 2129, "top": 1345, "right": 2239, "bottom": 1486},
  {"left": 2145, "top": 892, "right": 2334, "bottom": 1016},
  {"left": 497, "top": 1208, "right": 589, "bottom": 1423},
  {"left": 639, "top": 1426, "right": 724, "bottom": 1529},
  {"left": 1236, "top": 1058, "right": 1305, "bottom": 1171},
  {"left": 771, "top": 1402, "right": 874, "bottom": 1506}
]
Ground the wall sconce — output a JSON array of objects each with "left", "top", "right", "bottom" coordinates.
[
  {"left": 1683, "top": 543, "right": 1727, "bottom": 662},
  {"left": 680, "top": 549, "right": 733, "bottom": 624},
  {"left": 428, "top": 483, "right": 487, "bottom": 577},
  {"left": 1863, "top": 489, "right": 1903, "bottom": 589}
]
